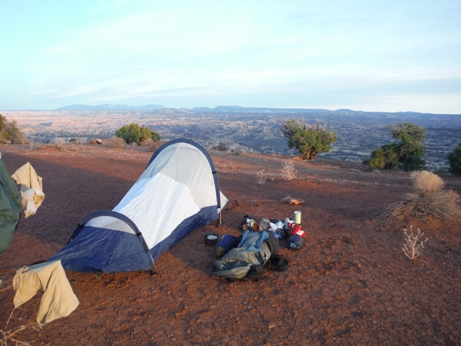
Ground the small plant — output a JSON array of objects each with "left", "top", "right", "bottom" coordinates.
[
  {"left": 0, "top": 114, "right": 25, "bottom": 144},
  {"left": 232, "top": 147, "right": 243, "bottom": 155},
  {"left": 402, "top": 225, "right": 428, "bottom": 260},
  {"left": 281, "top": 160, "right": 297, "bottom": 181},
  {"left": 448, "top": 142, "right": 461, "bottom": 175},
  {"left": 1, "top": 306, "right": 41, "bottom": 346},
  {"left": 256, "top": 169, "right": 267, "bottom": 184},
  {"left": 213, "top": 143, "right": 228, "bottom": 152}
]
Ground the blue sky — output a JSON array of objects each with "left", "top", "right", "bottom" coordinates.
[{"left": 1, "top": 0, "right": 460, "bottom": 113}]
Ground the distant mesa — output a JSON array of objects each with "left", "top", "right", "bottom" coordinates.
[
  {"left": 56, "top": 104, "right": 165, "bottom": 111},
  {"left": 54, "top": 104, "right": 452, "bottom": 116}
]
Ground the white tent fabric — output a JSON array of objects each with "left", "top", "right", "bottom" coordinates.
[
  {"left": 113, "top": 173, "right": 199, "bottom": 249},
  {"left": 113, "top": 141, "right": 227, "bottom": 250},
  {"left": 141, "top": 142, "right": 218, "bottom": 207}
]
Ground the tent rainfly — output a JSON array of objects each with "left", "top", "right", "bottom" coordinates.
[{"left": 48, "top": 139, "right": 228, "bottom": 273}]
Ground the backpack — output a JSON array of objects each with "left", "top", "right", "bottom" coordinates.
[{"left": 210, "top": 231, "right": 280, "bottom": 281}]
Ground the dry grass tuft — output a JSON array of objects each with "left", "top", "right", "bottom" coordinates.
[
  {"left": 382, "top": 171, "right": 461, "bottom": 221},
  {"left": 281, "top": 160, "right": 297, "bottom": 181},
  {"left": 256, "top": 169, "right": 267, "bottom": 184},
  {"left": 106, "top": 136, "right": 126, "bottom": 149}
]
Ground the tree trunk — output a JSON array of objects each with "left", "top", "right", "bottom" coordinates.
[{"left": 298, "top": 151, "right": 317, "bottom": 160}]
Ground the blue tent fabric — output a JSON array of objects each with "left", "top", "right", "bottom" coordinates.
[
  {"left": 48, "top": 225, "right": 153, "bottom": 273},
  {"left": 48, "top": 210, "right": 154, "bottom": 273}
]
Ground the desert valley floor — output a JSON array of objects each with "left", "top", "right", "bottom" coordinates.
[{"left": 1, "top": 143, "right": 460, "bottom": 345}]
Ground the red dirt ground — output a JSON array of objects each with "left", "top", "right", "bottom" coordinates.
[{"left": 1, "top": 143, "right": 460, "bottom": 345}]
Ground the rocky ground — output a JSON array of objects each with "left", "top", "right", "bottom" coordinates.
[{"left": 1, "top": 143, "right": 460, "bottom": 345}]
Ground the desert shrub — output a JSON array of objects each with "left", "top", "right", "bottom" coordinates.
[
  {"left": 116, "top": 123, "right": 160, "bottom": 145},
  {"left": 213, "top": 143, "right": 228, "bottom": 151},
  {"left": 106, "top": 136, "right": 126, "bottom": 148},
  {"left": 281, "top": 160, "right": 297, "bottom": 180},
  {"left": 382, "top": 171, "right": 461, "bottom": 221},
  {"left": 232, "top": 147, "right": 243, "bottom": 155},
  {"left": 448, "top": 142, "right": 461, "bottom": 175},
  {"left": 140, "top": 126, "right": 160, "bottom": 142},
  {"left": 280, "top": 117, "right": 336, "bottom": 160},
  {"left": 256, "top": 169, "right": 267, "bottom": 184},
  {"left": 0, "top": 114, "right": 24, "bottom": 144},
  {"left": 363, "top": 144, "right": 399, "bottom": 170},
  {"left": 402, "top": 225, "right": 428, "bottom": 260},
  {"left": 365, "top": 123, "right": 425, "bottom": 171}
]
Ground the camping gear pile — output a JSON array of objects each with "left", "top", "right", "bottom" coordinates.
[
  {"left": 242, "top": 214, "right": 306, "bottom": 245},
  {"left": 209, "top": 213, "right": 306, "bottom": 281}
]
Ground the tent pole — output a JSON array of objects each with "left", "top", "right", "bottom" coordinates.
[
  {"left": 150, "top": 261, "right": 159, "bottom": 276},
  {"left": 149, "top": 251, "right": 159, "bottom": 276}
]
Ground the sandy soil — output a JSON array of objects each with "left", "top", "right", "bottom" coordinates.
[{"left": 1, "top": 143, "right": 460, "bottom": 345}]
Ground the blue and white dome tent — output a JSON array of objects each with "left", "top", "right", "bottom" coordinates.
[{"left": 48, "top": 139, "right": 228, "bottom": 273}]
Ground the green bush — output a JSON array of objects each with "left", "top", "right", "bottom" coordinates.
[
  {"left": 363, "top": 143, "right": 399, "bottom": 170},
  {"left": 115, "top": 123, "right": 160, "bottom": 145},
  {"left": 392, "top": 123, "right": 426, "bottom": 171},
  {"left": 0, "top": 114, "right": 24, "bottom": 143},
  {"left": 365, "top": 123, "right": 425, "bottom": 171},
  {"left": 448, "top": 142, "right": 461, "bottom": 175},
  {"left": 280, "top": 117, "right": 337, "bottom": 160}
]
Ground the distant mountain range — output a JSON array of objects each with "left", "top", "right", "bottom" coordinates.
[
  {"left": 55, "top": 104, "right": 458, "bottom": 116},
  {"left": 191, "top": 106, "right": 445, "bottom": 116},
  {"left": 56, "top": 104, "right": 165, "bottom": 111}
]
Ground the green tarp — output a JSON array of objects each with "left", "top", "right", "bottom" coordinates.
[{"left": 0, "top": 159, "right": 22, "bottom": 253}]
